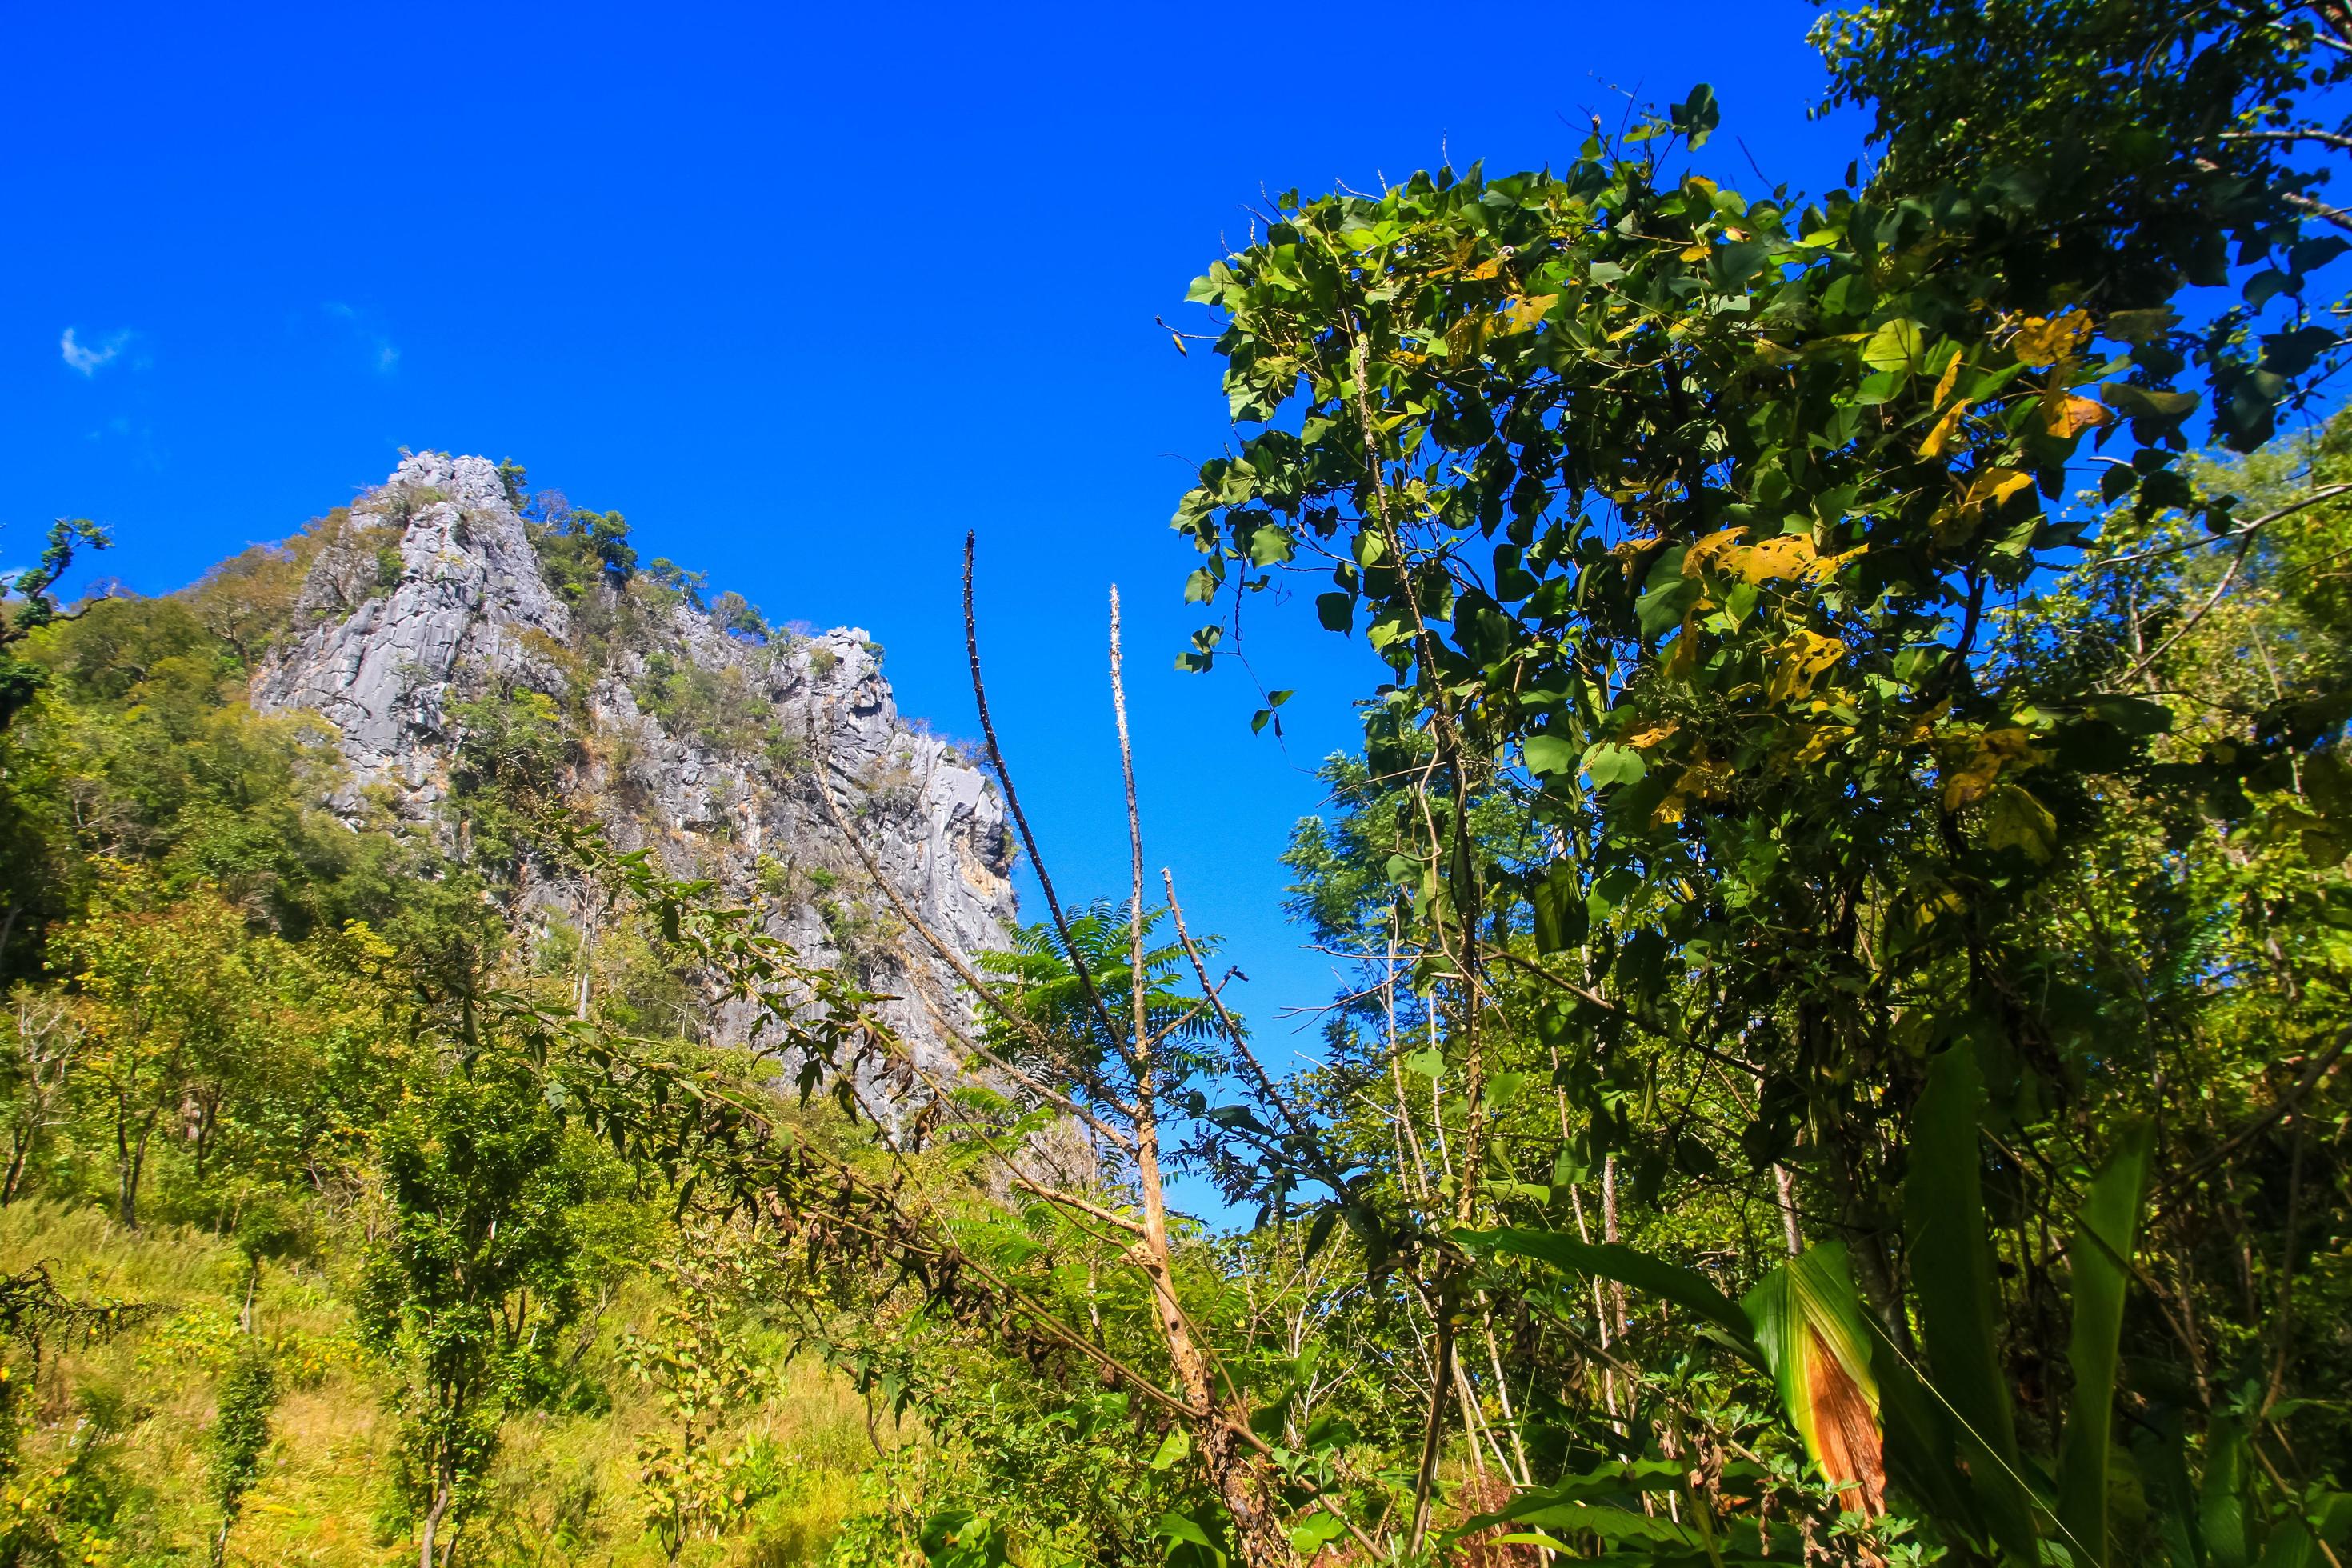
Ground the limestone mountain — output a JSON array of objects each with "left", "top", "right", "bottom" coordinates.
[{"left": 250, "top": 450, "right": 1016, "bottom": 1063}]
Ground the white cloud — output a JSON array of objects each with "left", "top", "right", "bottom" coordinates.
[
  {"left": 324, "top": 302, "right": 399, "bottom": 374},
  {"left": 60, "top": 327, "right": 130, "bottom": 375}
]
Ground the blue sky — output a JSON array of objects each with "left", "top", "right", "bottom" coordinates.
[{"left": 6, "top": 0, "right": 1862, "bottom": 1081}]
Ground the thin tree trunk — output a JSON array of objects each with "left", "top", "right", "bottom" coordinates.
[
  {"left": 1109, "top": 590, "right": 1292, "bottom": 1568},
  {"left": 1774, "top": 1163, "right": 1804, "bottom": 1257},
  {"left": 420, "top": 1474, "right": 452, "bottom": 1568}
]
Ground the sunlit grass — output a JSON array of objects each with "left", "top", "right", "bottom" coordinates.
[{"left": 0, "top": 1201, "right": 901, "bottom": 1565}]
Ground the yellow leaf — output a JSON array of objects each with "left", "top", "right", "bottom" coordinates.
[
  {"left": 1919, "top": 398, "right": 1972, "bottom": 458},
  {"left": 1625, "top": 722, "right": 1682, "bottom": 750},
  {"left": 1739, "top": 533, "right": 1820, "bottom": 583},
  {"left": 1964, "top": 466, "right": 2035, "bottom": 510},
  {"left": 2042, "top": 392, "right": 2113, "bottom": 438},
  {"left": 1929, "top": 347, "right": 1964, "bottom": 410},
  {"left": 1800, "top": 544, "right": 1866, "bottom": 585},
  {"left": 2011, "top": 310, "right": 2093, "bottom": 367},
  {"left": 1680, "top": 243, "right": 1710, "bottom": 262},
  {"left": 1462, "top": 257, "right": 1504, "bottom": 282},
  {"left": 1503, "top": 294, "right": 1558, "bottom": 330},
  {"left": 1767, "top": 629, "right": 1847, "bottom": 702},
  {"left": 1682, "top": 526, "right": 1746, "bottom": 573},
  {"left": 1651, "top": 758, "right": 1731, "bottom": 826}
]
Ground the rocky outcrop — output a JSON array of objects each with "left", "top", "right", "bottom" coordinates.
[{"left": 254, "top": 451, "right": 1017, "bottom": 1069}]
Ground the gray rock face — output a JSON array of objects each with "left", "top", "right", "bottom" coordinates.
[{"left": 254, "top": 451, "right": 1018, "bottom": 1069}]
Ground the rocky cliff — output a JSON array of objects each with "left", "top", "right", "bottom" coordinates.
[{"left": 253, "top": 450, "right": 1017, "bottom": 1066}]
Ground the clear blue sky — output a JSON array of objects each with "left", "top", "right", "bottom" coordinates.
[{"left": 6, "top": 1, "right": 1861, "bottom": 1079}]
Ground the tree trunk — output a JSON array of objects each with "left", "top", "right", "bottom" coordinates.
[
  {"left": 2, "top": 1132, "right": 28, "bottom": 1206},
  {"left": 120, "top": 1116, "right": 154, "bottom": 1229},
  {"left": 419, "top": 1474, "right": 452, "bottom": 1568}
]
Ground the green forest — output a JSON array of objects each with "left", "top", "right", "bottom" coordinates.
[{"left": 2, "top": 2, "right": 2350, "bottom": 1566}]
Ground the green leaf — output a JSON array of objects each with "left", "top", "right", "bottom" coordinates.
[
  {"left": 1150, "top": 1425, "right": 1191, "bottom": 1470},
  {"left": 1905, "top": 1046, "right": 2038, "bottom": 1562},
  {"left": 1523, "top": 733, "right": 1580, "bottom": 777},
  {"left": 1249, "top": 523, "right": 1296, "bottom": 566},
  {"left": 2055, "top": 1118, "right": 2154, "bottom": 1568},
  {"left": 2202, "top": 1414, "right": 2250, "bottom": 1568},
  {"left": 1464, "top": 1227, "right": 1761, "bottom": 1359},
  {"left": 1155, "top": 1510, "right": 1227, "bottom": 1568},
  {"left": 1582, "top": 742, "right": 1646, "bottom": 788},
  {"left": 1290, "top": 1512, "right": 1346, "bottom": 1555},
  {"left": 2099, "top": 382, "right": 2201, "bottom": 442},
  {"left": 1531, "top": 863, "right": 1588, "bottom": 954},
  {"left": 1862, "top": 318, "right": 1927, "bottom": 374},
  {"left": 1671, "top": 83, "right": 1721, "bottom": 150},
  {"left": 1314, "top": 592, "right": 1354, "bottom": 634}
]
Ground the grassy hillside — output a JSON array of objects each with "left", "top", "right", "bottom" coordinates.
[{"left": 0, "top": 1201, "right": 901, "bottom": 1566}]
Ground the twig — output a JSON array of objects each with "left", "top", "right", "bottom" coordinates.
[{"left": 962, "top": 534, "right": 1130, "bottom": 1058}]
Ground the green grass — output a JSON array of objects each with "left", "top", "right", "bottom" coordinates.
[{"left": 0, "top": 1203, "right": 898, "bottom": 1566}]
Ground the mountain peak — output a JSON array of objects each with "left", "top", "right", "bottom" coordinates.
[{"left": 254, "top": 451, "right": 1014, "bottom": 1061}]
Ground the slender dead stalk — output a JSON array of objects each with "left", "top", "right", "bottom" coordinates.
[{"left": 1110, "top": 587, "right": 1295, "bottom": 1568}]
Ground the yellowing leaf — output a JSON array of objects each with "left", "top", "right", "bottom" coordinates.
[
  {"left": 1982, "top": 782, "right": 2058, "bottom": 862},
  {"left": 1920, "top": 398, "right": 1972, "bottom": 458},
  {"left": 1682, "top": 526, "right": 1747, "bottom": 574},
  {"left": 1929, "top": 347, "right": 1964, "bottom": 409},
  {"left": 1625, "top": 722, "right": 1682, "bottom": 750},
  {"left": 1679, "top": 243, "right": 1710, "bottom": 262},
  {"left": 1861, "top": 318, "right": 1926, "bottom": 374},
  {"left": 1742, "top": 1246, "right": 1886, "bottom": 1518},
  {"left": 1767, "top": 629, "right": 1847, "bottom": 702},
  {"left": 1503, "top": 294, "right": 1558, "bottom": 330},
  {"left": 1792, "top": 723, "right": 1855, "bottom": 765},
  {"left": 1938, "top": 726, "right": 2042, "bottom": 810},
  {"left": 2042, "top": 393, "right": 2113, "bottom": 438},
  {"left": 1462, "top": 257, "right": 1505, "bottom": 282},
  {"left": 1740, "top": 534, "right": 1820, "bottom": 583},
  {"left": 2011, "top": 310, "right": 2093, "bottom": 367}
]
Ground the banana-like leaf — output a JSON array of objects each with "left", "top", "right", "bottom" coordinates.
[
  {"left": 1906, "top": 1046, "right": 2038, "bottom": 1562},
  {"left": 2055, "top": 1118, "right": 2154, "bottom": 1568},
  {"left": 2202, "top": 1414, "right": 2250, "bottom": 1568},
  {"left": 1463, "top": 1226, "right": 1762, "bottom": 1362},
  {"left": 1742, "top": 1243, "right": 1886, "bottom": 1514}
]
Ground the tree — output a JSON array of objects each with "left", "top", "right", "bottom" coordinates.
[
  {"left": 1159, "top": 15, "right": 2352, "bottom": 1565},
  {"left": 0, "top": 518, "right": 109, "bottom": 734},
  {"left": 359, "top": 1053, "right": 588, "bottom": 1568},
  {"left": 54, "top": 867, "right": 251, "bottom": 1227},
  {"left": 207, "top": 1349, "right": 278, "bottom": 1566},
  {"left": 0, "top": 986, "right": 78, "bottom": 1205}
]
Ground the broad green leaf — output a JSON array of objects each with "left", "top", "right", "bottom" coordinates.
[
  {"left": 1524, "top": 733, "right": 1580, "bottom": 777},
  {"left": 1905, "top": 1046, "right": 2037, "bottom": 1561},
  {"left": 1862, "top": 318, "right": 1926, "bottom": 374},
  {"left": 1581, "top": 742, "right": 1646, "bottom": 787},
  {"left": 2055, "top": 1118, "right": 2154, "bottom": 1568},
  {"left": 1530, "top": 863, "right": 1587, "bottom": 954},
  {"left": 2202, "top": 1414, "right": 2250, "bottom": 1568}
]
